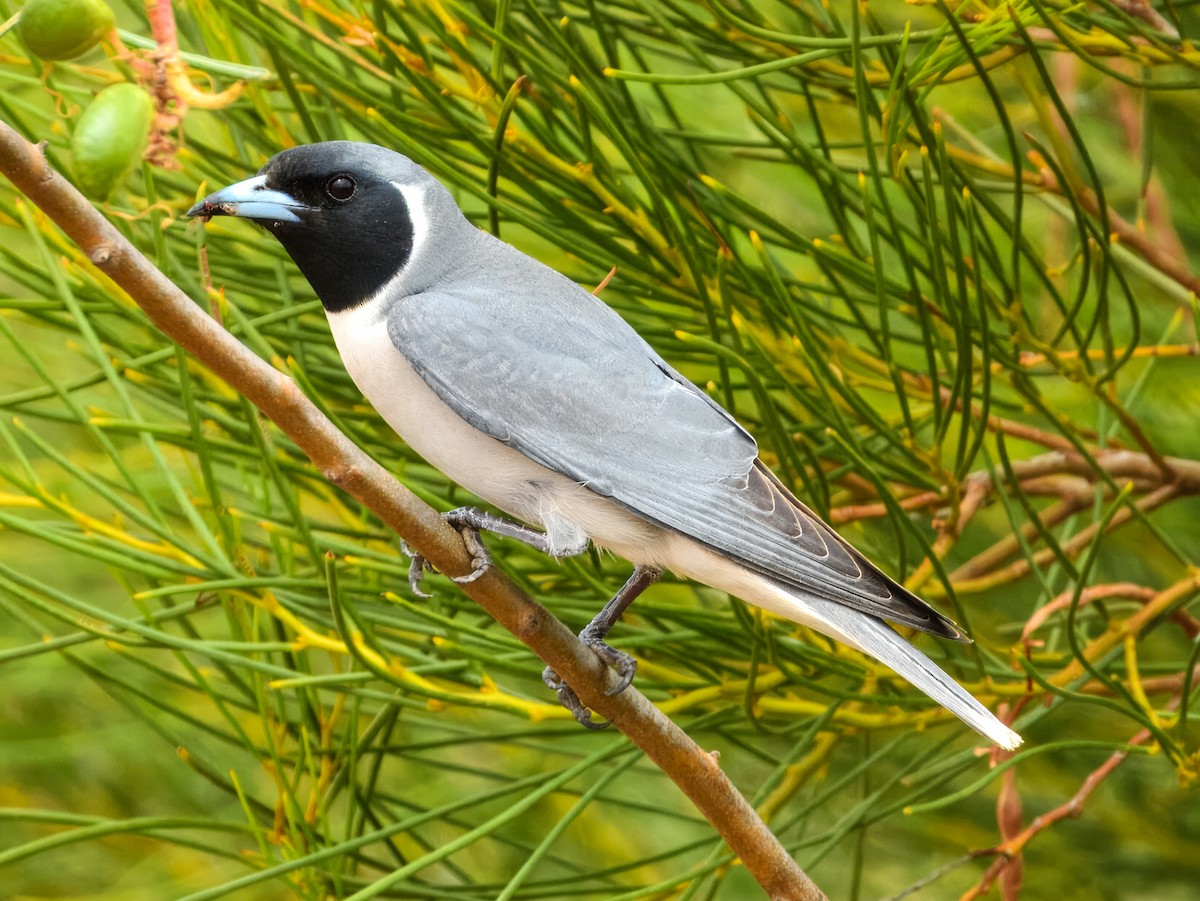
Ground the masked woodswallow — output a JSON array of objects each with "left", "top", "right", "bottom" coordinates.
[{"left": 189, "top": 141, "right": 1022, "bottom": 749}]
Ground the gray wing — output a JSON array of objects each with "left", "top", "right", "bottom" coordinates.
[{"left": 388, "top": 247, "right": 961, "bottom": 638}]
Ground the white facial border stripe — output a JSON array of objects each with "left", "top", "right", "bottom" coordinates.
[{"left": 354, "top": 180, "right": 427, "bottom": 313}]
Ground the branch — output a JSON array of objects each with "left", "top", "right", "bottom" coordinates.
[
  {"left": 1031, "top": 148, "right": 1200, "bottom": 299},
  {"left": 964, "top": 721, "right": 1155, "bottom": 901},
  {"left": 0, "top": 122, "right": 825, "bottom": 901}
]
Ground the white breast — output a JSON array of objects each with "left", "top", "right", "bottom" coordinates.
[{"left": 325, "top": 302, "right": 662, "bottom": 559}]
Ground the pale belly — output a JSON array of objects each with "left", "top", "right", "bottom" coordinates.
[{"left": 325, "top": 303, "right": 664, "bottom": 561}]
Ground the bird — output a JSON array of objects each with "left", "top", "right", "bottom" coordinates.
[{"left": 188, "top": 141, "right": 1022, "bottom": 750}]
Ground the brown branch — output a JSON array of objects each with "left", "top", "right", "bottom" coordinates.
[
  {"left": 1113, "top": 0, "right": 1180, "bottom": 38},
  {"left": 1015, "top": 343, "right": 1200, "bottom": 369},
  {"left": 828, "top": 488, "right": 944, "bottom": 525},
  {"left": 1111, "top": 74, "right": 1188, "bottom": 265},
  {"left": 993, "top": 760, "right": 1023, "bottom": 901},
  {"left": 0, "top": 122, "right": 824, "bottom": 901},
  {"left": 1023, "top": 582, "right": 1200, "bottom": 642},
  {"left": 945, "top": 482, "right": 1179, "bottom": 596},
  {"left": 830, "top": 446, "right": 1198, "bottom": 595},
  {"left": 1034, "top": 150, "right": 1200, "bottom": 303},
  {"left": 963, "top": 449, "right": 1200, "bottom": 497},
  {"left": 906, "top": 479, "right": 989, "bottom": 591},
  {"left": 942, "top": 450, "right": 1199, "bottom": 589},
  {"left": 963, "top": 730, "right": 1145, "bottom": 901},
  {"left": 1078, "top": 665, "right": 1200, "bottom": 698},
  {"left": 967, "top": 665, "right": 1188, "bottom": 901},
  {"left": 1052, "top": 571, "right": 1200, "bottom": 689},
  {"left": 948, "top": 496, "right": 1089, "bottom": 584}
]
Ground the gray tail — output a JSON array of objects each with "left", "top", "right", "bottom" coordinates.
[{"left": 766, "top": 584, "right": 1023, "bottom": 749}]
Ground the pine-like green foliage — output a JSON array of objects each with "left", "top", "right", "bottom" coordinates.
[{"left": 0, "top": 1, "right": 1198, "bottom": 898}]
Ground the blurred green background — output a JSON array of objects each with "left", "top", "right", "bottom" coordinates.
[{"left": 1, "top": 0, "right": 1198, "bottom": 898}]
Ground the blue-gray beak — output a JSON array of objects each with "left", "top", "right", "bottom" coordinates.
[{"left": 186, "top": 175, "right": 308, "bottom": 224}]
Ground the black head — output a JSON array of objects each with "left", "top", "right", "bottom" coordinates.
[{"left": 189, "top": 142, "right": 465, "bottom": 312}]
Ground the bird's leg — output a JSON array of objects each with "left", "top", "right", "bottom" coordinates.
[
  {"left": 404, "top": 506, "right": 587, "bottom": 597},
  {"left": 543, "top": 564, "right": 661, "bottom": 729},
  {"left": 403, "top": 508, "right": 659, "bottom": 728}
]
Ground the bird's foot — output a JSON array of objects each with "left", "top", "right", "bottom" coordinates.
[
  {"left": 542, "top": 665, "right": 607, "bottom": 730},
  {"left": 403, "top": 508, "right": 498, "bottom": 596},
  {"left": 542, "top": 630, "right": 639, "bottom": 730},
  {"left": 542, "top": 565, "right": 659, "bottom": 729},
  {"left": 405, "top": 507, "right": 591, "bottom": 597},
  {"left": 580, "top": 629, "right": 639, "bottom": 696}
]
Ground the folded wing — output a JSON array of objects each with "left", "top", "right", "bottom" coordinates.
[{"left": 388, "top": 255, "right": 962, "bottom": 639}]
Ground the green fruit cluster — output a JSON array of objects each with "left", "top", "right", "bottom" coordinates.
[{"left": 13, "top": 0, "right": 155, "bottom": 201}]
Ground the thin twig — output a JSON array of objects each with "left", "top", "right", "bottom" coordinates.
[
  {"left": 963, "top": 722, "right": 1157, "bottom": 901},
  {"left": 1034, "top": 150, "right": 1200, "bottom": 303}
]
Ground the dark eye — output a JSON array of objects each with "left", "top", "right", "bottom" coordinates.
[{"left": 325, "top": 175, "right": 356, "bottom": 201}]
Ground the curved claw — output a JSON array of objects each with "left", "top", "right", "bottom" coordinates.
[
  {"left": 449, "top": 523, "right": 491, "bottom": 583},
  {"left": 541, "top": 665, "right": 564, "bottom": 692},
  {"left": 583, "top": 639, "right": 637, "bottom": 697},
  {"left": 542, "top": 665, "right": 611, "bottom": 730},
  {"left": 450, "top": 566, "right": 488, "bottom": 584},
  {"left": 400, "top": 514, "right": 493, "bottom": 596},
  {"left": 577, "top": 709, "right": 611, "bottom": 730},
  {"left": 542, "top": 635, "right": 636, "bottom": 725},
  {"left": 402, "top": 541, "right": 434, "bottom": 599}
]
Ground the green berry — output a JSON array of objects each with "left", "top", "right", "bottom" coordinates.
[
  {"left": 17, "top": 0, "right": 115, "bottom": 61},
  {"left": 72, "top": 83, "right": 154, "bottom": 201}
]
